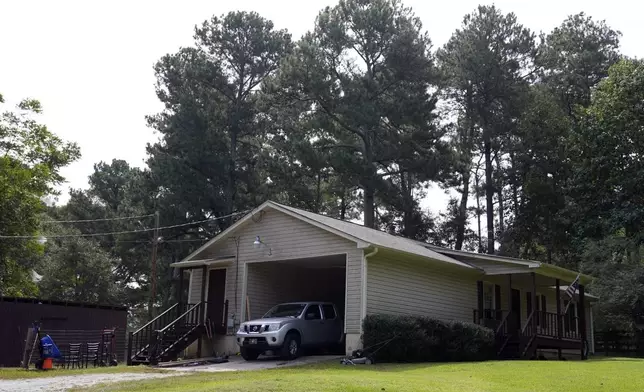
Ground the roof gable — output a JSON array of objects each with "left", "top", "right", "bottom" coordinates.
[{"left": 179, "top": 201, "right": 474, "bottom": 269}]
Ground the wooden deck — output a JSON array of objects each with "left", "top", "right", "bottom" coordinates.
[{"left": 474, "top": 309, "right": 586, "bottom": 359}]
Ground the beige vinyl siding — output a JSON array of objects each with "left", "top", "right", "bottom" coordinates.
[
  {"left": 188, "top": 269, "right": 203, "bottom": 304},
  {"left": 366, "top": 251, "right": 479, "bottom": 322},
  {"left": 187, "top": 208, "right": 363, "bottom": 333}
]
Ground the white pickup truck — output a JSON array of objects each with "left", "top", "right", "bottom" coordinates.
[{"left": 236, "top": 302, "right": 344, "bottom": 360}]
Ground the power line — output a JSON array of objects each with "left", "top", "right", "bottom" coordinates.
[
  {"left": 0, "top": 210, "right": 249, "bottom": 240},
  {"left": 43, "top": 213, "right": 156, "bottom": 223},
  {"left": 112, "top": 239, "right": 210, "bottom": 244}
]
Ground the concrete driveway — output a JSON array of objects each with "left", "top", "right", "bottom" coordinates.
[{"left": 162, "top": 354, "right": 341, "bottom": 373}]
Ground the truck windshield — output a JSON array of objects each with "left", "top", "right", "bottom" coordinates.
[{"left": 263, "top": 304, "right": 306, "bottom": 318}]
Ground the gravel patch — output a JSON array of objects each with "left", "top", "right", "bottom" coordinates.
[{"left": 0, "top": 372, "right": 175, "bottom": 392}]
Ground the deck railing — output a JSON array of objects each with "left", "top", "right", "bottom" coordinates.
[
  {"left": 474, "top": 309, "right": 581, "bottom": 340},
  {"left": 534, "top": 311, "right": 580, "bottom": 340}
]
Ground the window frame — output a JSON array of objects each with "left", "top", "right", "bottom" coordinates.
[
  {"left": 321, "top": 304, "right": 336, "bottom": 320},
  {"left": 304, "top": 304, "right": 322, "bottom": 321}
]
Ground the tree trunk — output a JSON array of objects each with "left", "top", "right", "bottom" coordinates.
[
  {"left": 226, "top": 129, "right": 237, "bottom": 229},
  {"left": 455, "top": 169, "right": 470, "bottom": 250},
  {"left": 340, "top": 190, "right": 347, "bottom": 220},
  {"left": 364, "top": 182, "right": 375, "bottom": 228},
  {"left": 363, "top": 134, "right": 376, "bottom": 229},
  {"left": 509, "top": 152, "right": 520, "bottom": 214},
  {"left": 315, "top": 171, "right": 322, "bottom": 213},
  {"left": 485, "top": 140, "right": 495, "bottom": 254},
  {"left": 475, "top": 168, "right": 483, "bottom": 253},
  {"left": 495, "top": 154, "right": 505, "bottom": 237},
  {"left": 401, "top": 172, "right": 415, "bottom": 238}
]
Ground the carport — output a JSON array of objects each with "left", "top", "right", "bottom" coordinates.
[{"left": 243, "top": 254, "right": 347, "bottom": 326}]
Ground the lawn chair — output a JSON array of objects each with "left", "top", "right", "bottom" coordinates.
[
  {"left": 66, "top": 343, "right": 82, "bottom": 369},
  {"left": 85, "top": 342, "right": 100, "bottom": 368}
]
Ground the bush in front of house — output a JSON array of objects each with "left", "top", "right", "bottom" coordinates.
[{"left": 361, "top": 314, "right": 495, "bottom": 362}]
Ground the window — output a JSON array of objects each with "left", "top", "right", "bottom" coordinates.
[
  {"left": 483, "top": 284, "right": 494, "bottom": 309},
  {"left": 263, "top": 304, "right": 305, "bottom": 318},
  {"left": 321, "top": 304, "right": 336, "bottom": 320},
  {"left": 483, "top": 283, "right": 494, "bottom": 319},
  {"left": 305, "top": 305, "right": 322, "bottom": 320}
]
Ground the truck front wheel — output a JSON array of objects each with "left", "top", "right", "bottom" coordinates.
[{"left": 281, "top": 332, "right": 300, "bottom": 360}]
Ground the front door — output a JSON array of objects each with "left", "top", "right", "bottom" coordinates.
[
  {"left": 207, "top": 269, "right": 226, "bottom": 334},
  {"left": 510, "top": 289, "right": 521, "bottom": 334}
]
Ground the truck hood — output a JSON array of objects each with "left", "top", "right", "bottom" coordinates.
[{"left": 245, "top": 317, "right": 297, "bottom": 324}]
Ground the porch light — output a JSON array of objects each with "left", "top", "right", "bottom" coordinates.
[{"left": 253, "top": 236, "right": 272, "bottom": 256}]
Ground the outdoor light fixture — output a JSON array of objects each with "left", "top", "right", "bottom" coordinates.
[{"left": 253, "top": 236, "right": 272, "bottom": 256}]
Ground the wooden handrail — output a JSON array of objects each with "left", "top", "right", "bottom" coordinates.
[
  {"left": 157, "top": 302, "right": 202, "bottom": 334},
  {"left": 133, "top": 303, "right": 179, "bottom": 335},
  {"left": 496, "top": 311, "right": 511, "bottom": 335},
  {"left": 522, "top": 310, "right": 535, "bottom": 335}
]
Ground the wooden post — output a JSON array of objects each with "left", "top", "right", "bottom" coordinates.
[
  {"left": 477, "top": 281, "right": 484, "bottom": 324},
  {"left": 531, "top": 272, "right": 537, "bottom": 333},
  {"left": 177, "top": 268, "right": 184, "bottom": 319},
  {"left": 579, "top": 284, "right": 587, "bottom": 360},
  {"left": 197, "top": 265, "right": 207, "bottom": 358},
  {"left": 556, "top": 278, "right": 562, "bottom": 360},
  {"left": 149, "top": 211, "right": 160, "bottom": 319},
  {"left": 507, "top": 275, "right": 512, "bottom": 309},
  {"left": 126, "top": 331, "right": 133, "bottom": 366}
]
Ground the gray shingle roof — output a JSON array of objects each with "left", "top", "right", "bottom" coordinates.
[{"left": 272, "top": 202, "right": 476, "bottom": 269}]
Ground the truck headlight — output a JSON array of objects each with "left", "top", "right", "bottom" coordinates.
[
  {"left": 265, "top": 323, "right": 281, "bottom": 332},
  {"left": 238, "top": 324, "right": 246, "bottom": 333}
]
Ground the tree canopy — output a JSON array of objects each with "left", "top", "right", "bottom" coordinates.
[{"left": 5, "top": 4, "right": 641, "bottom": 331}]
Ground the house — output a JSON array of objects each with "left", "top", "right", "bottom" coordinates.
[{"left": 127, "top": 201, "right": 596, "bottom": 365}]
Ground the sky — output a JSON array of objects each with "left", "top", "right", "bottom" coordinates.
[{"left": 0, "top": 0, "right": 641, "bottom": 212}]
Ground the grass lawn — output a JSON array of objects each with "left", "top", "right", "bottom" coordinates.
[
  {"left": 0, "top": 365, "right": 163, "bottom": 380},
  {"left": 71, "top": 357, "right": 644, "bottom": 392}
]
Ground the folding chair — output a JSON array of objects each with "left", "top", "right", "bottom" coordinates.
[
  {"left": 66, "top": 343, "right": 82, "bottom": 369},
  {"left": 85, "top": 342, "right": 100, "bottom": 368}
]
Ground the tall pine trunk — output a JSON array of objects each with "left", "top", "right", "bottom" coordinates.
[
  {"left": 455, "top": 169, "right": 470, "bottom": 250},
  {"left": 495, "top": 154, "right": 505, "bottom": 236},
  {"left": 484, "top": 140, "right": 495, "bottom": 254},
  {"left": 475, "top": 169, "right": 483, "bottom": 253},
  {"left": 226, "top": 129, "right": 237, "bottom": 229},
  {"left": 362, "top": 133, "right": 376, "bottom": 228}
]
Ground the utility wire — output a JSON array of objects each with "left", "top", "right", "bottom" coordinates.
[
  {"left": 43, "top": 213, "right": 156, "bottom": 223},
  {"left": 0, "top": 210, "right": 249, "bottom": 240}
]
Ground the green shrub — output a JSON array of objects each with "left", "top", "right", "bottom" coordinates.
[{"left": 361, "top": 314, "right": 495, "bottom": 363}]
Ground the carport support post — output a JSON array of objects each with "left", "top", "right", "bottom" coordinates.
[
  {"left": 176, "top": 268, "right": 184, "bottom": 319},
  {"left": 506, "top": 274, "right": 512, "bottom": 328},
  {"left": 476, "top": 281, "right": 484, "bottom": 324},
  {"left": 531, "top": 272, "right": 537, "bottom": 332},
  {"left": 579, "top": 284, "right": 587, "bottom": 360},
  {"left": 556, "top": 278, "right": 562, "bottom": 360},
  {"left": 198, "top": 265, "right": 207, "bottom": 358}
]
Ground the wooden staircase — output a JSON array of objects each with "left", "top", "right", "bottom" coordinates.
[
  {"left": 127, "top": 302, "right": 206, "bottom": 366},
  {"left": 495, "top": 310, "right": 538, "bottom": 360}
]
